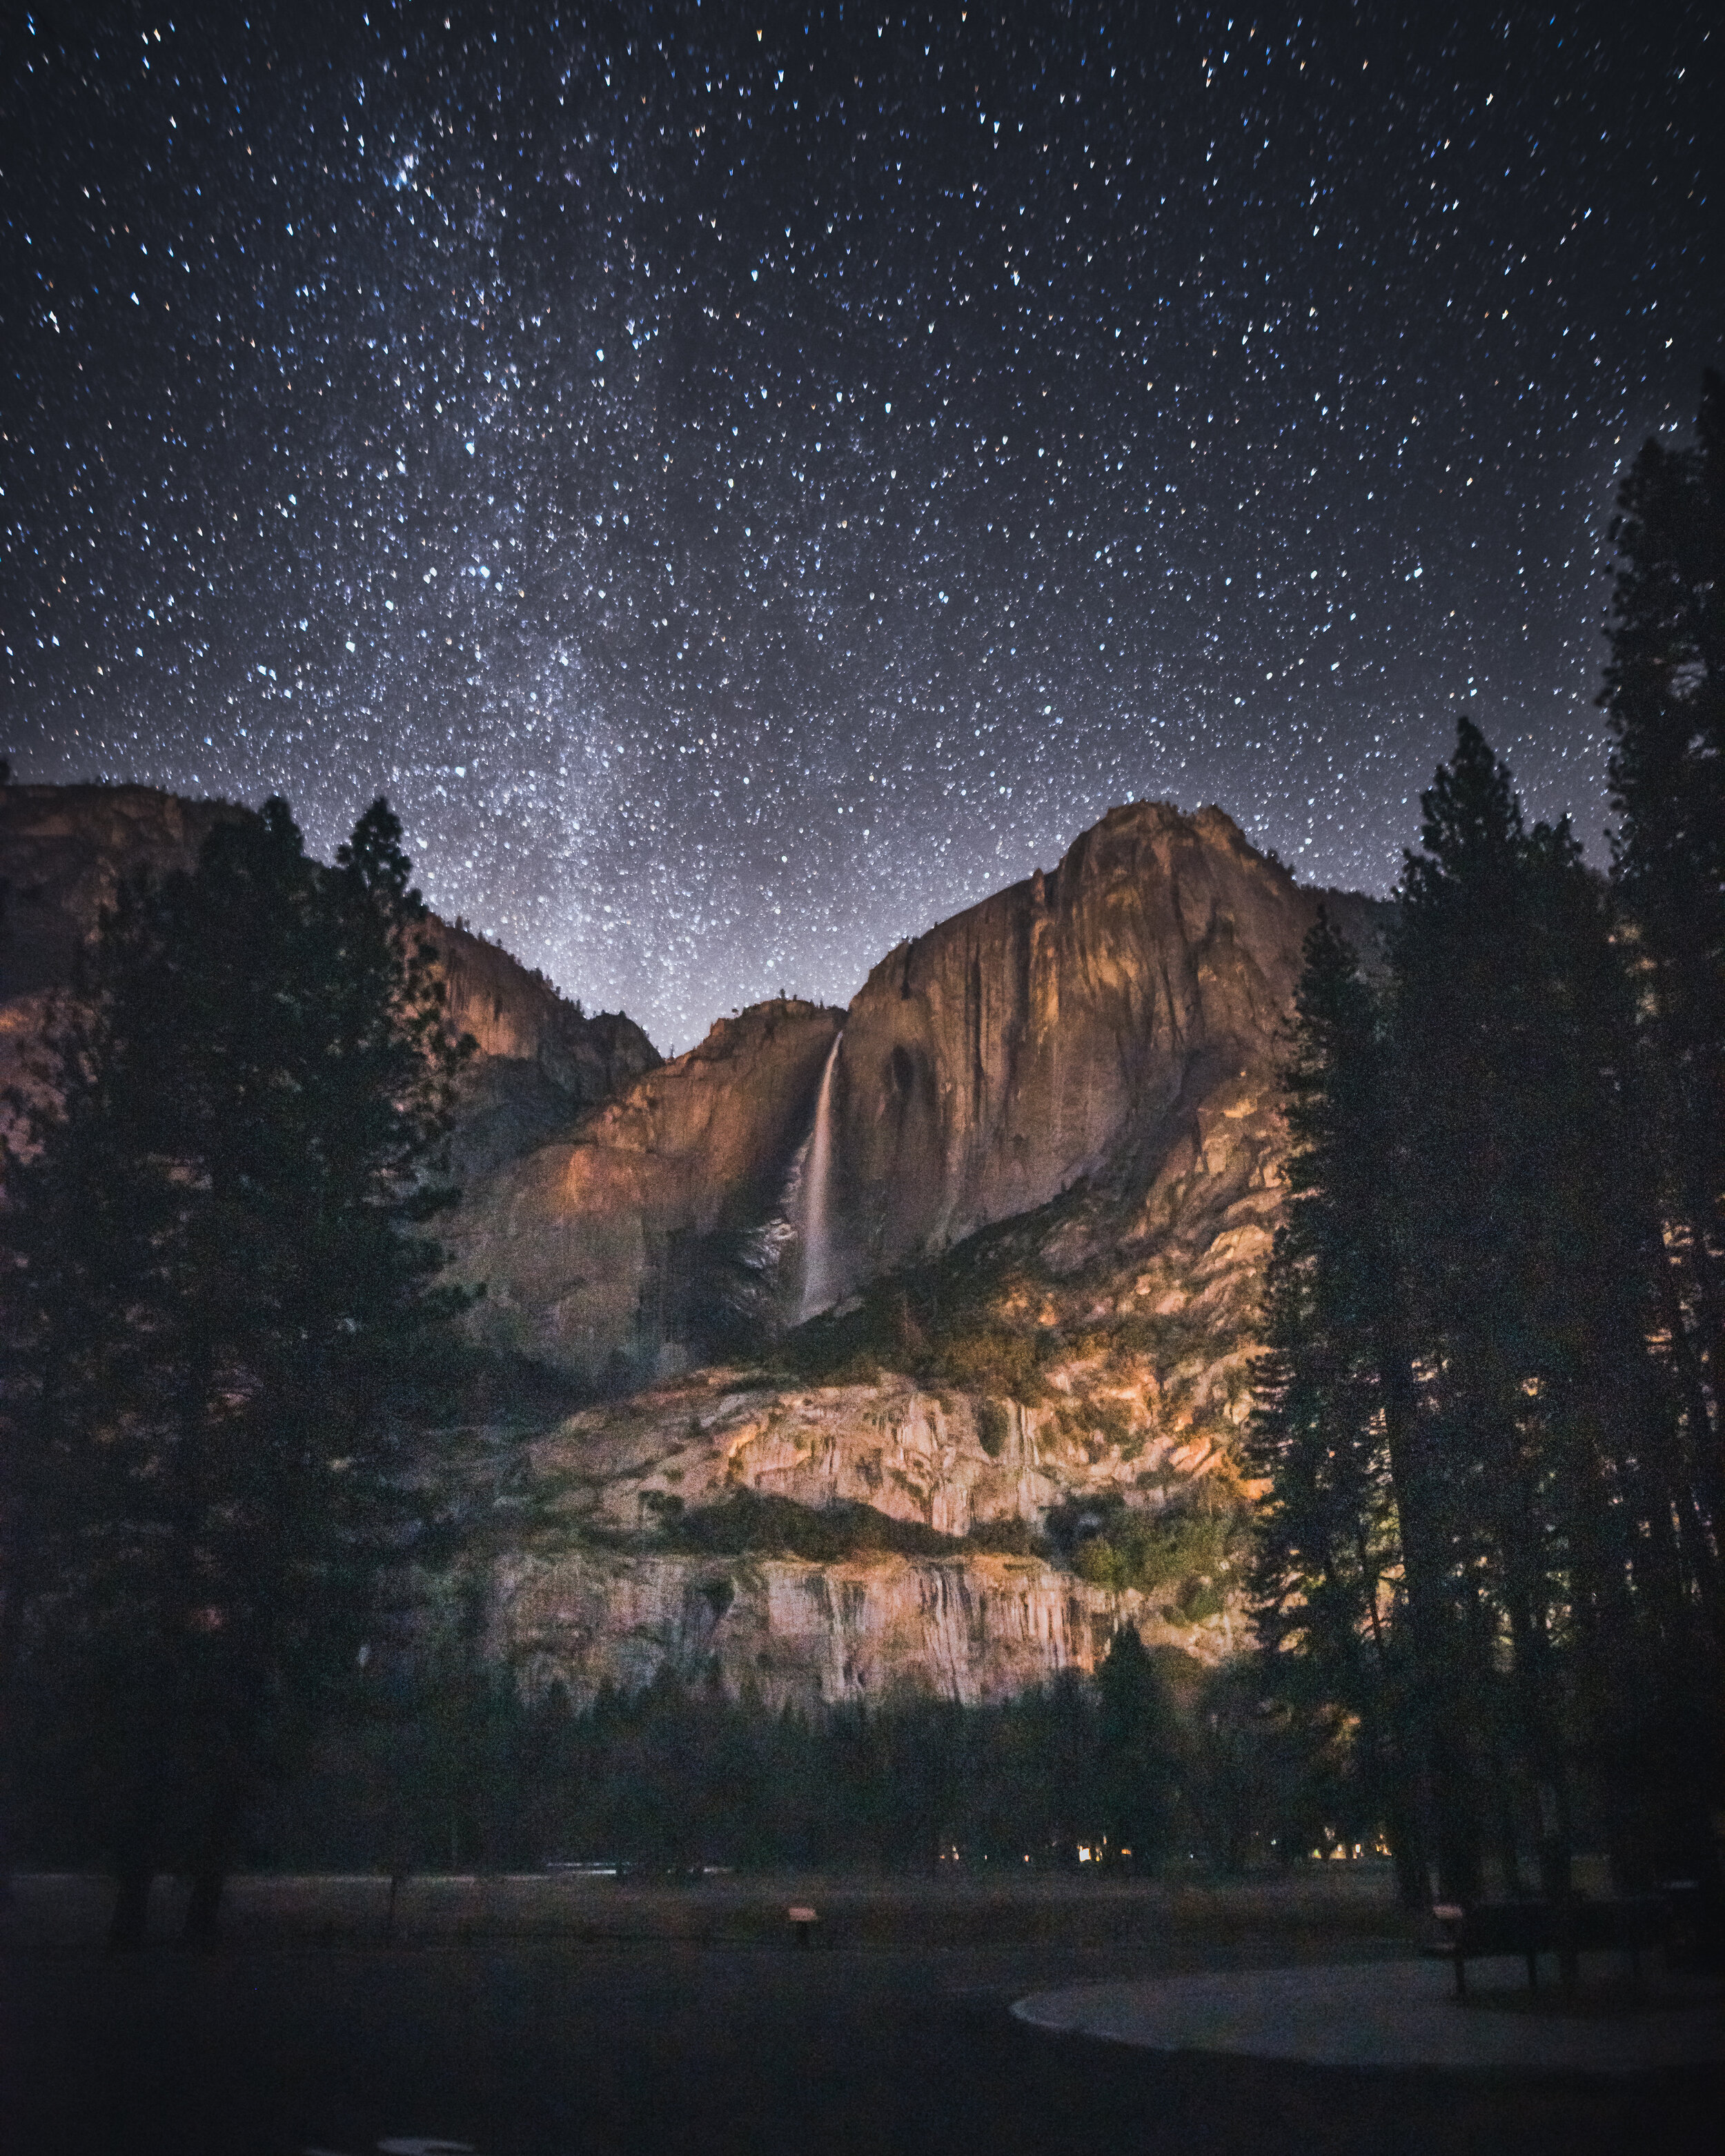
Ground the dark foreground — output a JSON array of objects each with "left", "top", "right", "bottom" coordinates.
[{"left": 3, "top": 1875, "right": 1717, "bottom": 2156}]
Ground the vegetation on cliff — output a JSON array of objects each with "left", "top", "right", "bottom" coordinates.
[
  {"left": 1049, "top": 1481, "right": 1250, "bottom": 1623},
  {"left": 640, "top": 1487, "right": 1040, "bottom": 1562},
  {"left": 771, "top": 1222, "right": 1054, "bottom": 1400}
]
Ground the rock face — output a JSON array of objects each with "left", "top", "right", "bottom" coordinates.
[
  {"left": 447, "top": 1000, "right": 843, "bottom": 1381},
  {"left": 495, "top": 1546, "right": 1159, "bottom": 1711},
  {"left": 811, "top": 802, "right": 1370, "bottom": 1305},
  {"left": 489, "top": 1363, "right": 1249, "bottom": 1708},
  {"left": 446, "top": 801, "right": 1382, "bottom": 1375},
  {"left": 0, "top": 784, "right": 252, "bottom": 1121},
  {"left": 490, "top": 1365, "right": 1250, "bottom": 1710},
  {"left": 0, "top": 784, "right": 251, "bottom": 1002},
  {"left": 0, "top": 782, "right": 658, "bottom": 1172},
  {"left": 423, "top": 918, "right": 659, "bottom": 1179},
  {"left": 454, "top": 802, "right": 1383, "bottom": 1703},
  {"left": 539, "top": 1374, "right": 1061, "bottom": 1543}
]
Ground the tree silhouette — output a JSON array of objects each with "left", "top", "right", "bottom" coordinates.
[
  {"left": 1249, "top": 907, "right": 1461, "bottom": 1902},
  {"left": 1, "top": 798, "right": 471, "bottom": 1945},
  {"left": 1094, "top": 1624, "right": 1183, "bottom": 1874}
]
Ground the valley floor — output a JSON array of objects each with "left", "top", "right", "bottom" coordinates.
[{"left": 3, "top": 1872, "right": 1718, "bottom": 2156}]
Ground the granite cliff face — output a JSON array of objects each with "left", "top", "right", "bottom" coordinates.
[
  {"left": 423, "top": 918, "right": 659, "bottom": 1178},
  {"left": 446, "top": 998, "right": 842, "bottom": 1381},
  {"left": 489, "top": 1363, "right": 1250, "bottom": 1708},
  {"left": 813, "top": 801, "right": 1370, "bottom": 1304},
  {"left": 449, "top": 800, "right": 1380, "bottom": 1703},
  {"left": 477, "top": 1023, "right": 1274, "bottom": 1707},
  {"left": 495, "top": 1547, "right": 1178, "bottom": 1711},
  {"left": 0, "top": 786, "right": 250, "bottom": 1119},
  {"left": 0, "top": 784, "right": 251, "bottom": 1002},
  {"left": 447, "top": 801, "right": 1381, "bottom": 1378},
  {"left": 815, "top": 798, "right": 1302, "bottom": 1285}
]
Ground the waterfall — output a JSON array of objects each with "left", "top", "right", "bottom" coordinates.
[{"left": 798, "top": 1031, "right": 844, "bottom": 1321}]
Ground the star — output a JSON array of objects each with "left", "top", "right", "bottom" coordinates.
[{"left": 2, "top": 1, "right": 1715, "bottom": 1048}]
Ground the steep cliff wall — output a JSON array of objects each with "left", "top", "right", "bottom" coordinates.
[
  {"left": 484, "top": 1315, "right": 1256, "bottom": 1710},
  {"left": 813, "top": 801, "right": 1366, "bottom": 1304},
  {"left": 423, "top": 918, "right": 658, "bottom": 1178},
  {"left": 532, "top": 1363, "right": 1241, "bottom": 1547},
  {"left": 0, "top": 784, "right": 250, "bottom": 1001},
  {"left": 451, "top": 803, "right": 1381, "bottom": 1699},
  {"left": 443, "top": 800, "right": 1383, "bottom": 1374},
  {"left": 446, "top": 1000, "right": 844, "bottom": 1381},
  {"left": 423, "top": 916, "right": 656, "bottom": 1099},
  {"left": 491, "top": 1543, "right": 1238, "bottom": 1711}
]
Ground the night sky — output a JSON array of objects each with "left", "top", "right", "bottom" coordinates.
[{"left": 3, "top": 5, "right": 1718, "bottom": 1051}]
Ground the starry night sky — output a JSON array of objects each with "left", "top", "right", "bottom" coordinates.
[{"left": 3, "top": 3, "right": 1718, "bottom": 1049}]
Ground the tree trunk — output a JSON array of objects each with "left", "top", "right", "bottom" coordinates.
[
  {"left": 181, "top": 1863, "right": 226, "bottom": 1950},
  {"left": 1366, "top": 1731, "right": 1430, "bottom": 1911},
  {"left": 108, "top": 1861, "right": 154, "bottom": 1952},
  {"left": 179, "top": 1788, "right": 239, "bottom": 1950},
  {"left": 0, "top": 1348, "right": 71, "bottom": 1901},
  {"left": 1380, "top": 1356, "right": 1483, "bottom": 1902}
]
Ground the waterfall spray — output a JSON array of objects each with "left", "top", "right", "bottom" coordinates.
[{"left": 798, "top": 1031, "right": 843, "bottom": 1321}]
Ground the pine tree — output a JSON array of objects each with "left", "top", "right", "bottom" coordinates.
[
  {"left": 1390, "top": 722, "right": 1575, "bottom": 1884},
  {"left": 1094, "top": 1624, "right": 1182, "bottom": 1874},
  {"left": 1250, "top": 908, "right": 1478, "bottom": 1901},
  {"left": 0, "top": 798, "right": 471, "bottom": 1944}
]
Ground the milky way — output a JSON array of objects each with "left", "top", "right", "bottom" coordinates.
[{"left": 3, "top": 3, "right": 1717, "bottom": 1048}]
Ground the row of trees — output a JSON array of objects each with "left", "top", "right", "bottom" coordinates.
[
  {"left": 0, "top": 800, "right": 472, "bottom": 1944},
  {"left": 128, "top": 1628, "right": 1354, "bottom": 1881},
  {"left": 1251, "top": 375, "right": 1723, "bottom": 1906}
]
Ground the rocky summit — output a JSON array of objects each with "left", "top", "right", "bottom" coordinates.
[
  {"left": 445, "top": 800, "right": 1381, "bottom": 1386},
  {"left": 1, "top": 783, "right": 1384, "bottom": 1705}
]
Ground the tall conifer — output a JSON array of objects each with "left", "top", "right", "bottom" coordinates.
[
  {"left": 1094, "top": 1624, "right": 1182, "bottom": 1873},
  {"left": 1251, "top": 909, "right": 1479, "bottom": 1900},
  {"left": 0, "top": 798, "right": 471, "bottom": 1943}
]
